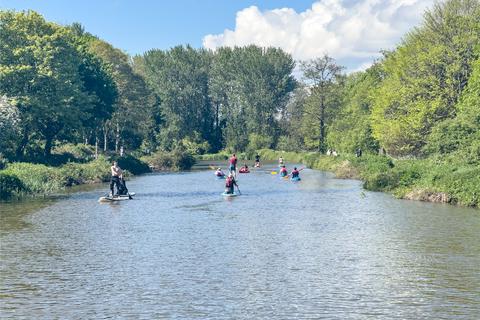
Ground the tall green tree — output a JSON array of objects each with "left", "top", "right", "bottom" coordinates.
[
  {"left": 89, "top": 39, "right": 154, "bottom": 153},
  {"left": 0, "top": 95, "right": 21, "bottom": 159},
  {"left": 327, "top": 64, "right": 382, "bottom": 153},
  {"left": 0, "top": 10, "right": 90, "bottom": 157},
  {"left": 371, "top": 0, "right": 480, "bottom": 156},
  {"left": 68, "top": 24, "right": 118, "bottom": 157},
  {"left": 141, "top": 46, "right": 214, "bottom": 151},
  {"left": 300, "top": 55, "right": 344, "bottom": 152}
]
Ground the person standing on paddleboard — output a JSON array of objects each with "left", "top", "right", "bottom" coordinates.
[
  {"left": 255, "top": 153, "right": 260, "bottom": 167},
  {"left": 225, "top": 173, "right": 238, "bottom": 194},
  {"left": 110, "top": 161, "right": 123, "bottom": 197},
  {"left": 229, "top": 153, "right": 238, "bottom": 177}
]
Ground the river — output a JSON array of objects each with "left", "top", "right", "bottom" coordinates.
[{"left": 1, "top": 162, "right": 479, "bottom": 319}]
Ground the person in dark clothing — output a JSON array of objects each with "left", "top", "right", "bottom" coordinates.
[{"left": 109, "top": 161, "right": 123, "bottom": 196}]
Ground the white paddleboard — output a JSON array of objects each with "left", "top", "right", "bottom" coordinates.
[{"left": 99, "top": 192, "right": 135, "bottom": 202}]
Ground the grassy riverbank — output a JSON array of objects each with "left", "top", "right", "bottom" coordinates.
[
  {"left": 0, "top": 149, "right": 195, "bottom": 199},
  {"left": 199, "top": 149, "right": 479, "bottom": 208}
]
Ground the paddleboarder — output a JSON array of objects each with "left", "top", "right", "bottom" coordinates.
[
  {"left": 109, "top": 161, "right": 123, "bottom": 197},
  {"left": 225, "top": 173, "right": 238, "bottom": 194}
]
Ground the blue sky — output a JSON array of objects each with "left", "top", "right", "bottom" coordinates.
[
  {"left": 0, "top": 0, "right": 433, "bottom": 70},
  {"left": 0, "top": 0, "right": 313, "bottom": 54}
]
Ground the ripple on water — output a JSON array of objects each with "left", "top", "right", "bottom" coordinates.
[{"left": 1, "top": 164, "right": 479, "bottom": 319}]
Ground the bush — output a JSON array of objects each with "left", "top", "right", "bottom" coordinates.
[
  {"left": 5, "top": 163, "right": 64, "bottom": 194},
  {"left": 247, "top": 133, "right": 273, "bottom": 151},
  {"left": 181, "top": 136, "right": 211, "bottom": 155},
  {"left": 0, "top": 172, "right": 25, "bottom": 198},
  {"left": 112, "top": 154, "right": 150, "bottom": 175},
  {"left": 142, "top": 149, "right": 196, "bottom": 171},
  {"left": 53, "top": 143, "right": 95, "bottom": 161}
]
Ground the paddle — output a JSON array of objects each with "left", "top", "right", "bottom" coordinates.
[
  {"left": 121, "top": 177, "right": 132, "bottom": 199},
  {"left": 235, "top": 184, "right": 242, "bottom": 195},
  {"left": 271, "top": 171, "right": 278, "bottom": 174}
]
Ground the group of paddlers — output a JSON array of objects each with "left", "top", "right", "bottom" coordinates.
[{"left": 215, "top": 153, "right": 302, "bottom": 195}]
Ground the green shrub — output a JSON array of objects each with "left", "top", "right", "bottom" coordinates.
[
  {"left": 5, "top": 163, "right": 63, "bottom": 193},
  {"left": 0, "top": 172, "right": 25, "bottom": 198},
  {"left": 142, "top": 149, "right": 196, "bottom": 171},
  {"left": 363, "top": 171, "right": 399, "bottom": 191},
  {"left": 112, "top": 154, "right": 150, "bottom": 175},
  {"left": 181, "top": 136, "right": 211, "bottom": 155},
  {"left": 53, "top": 143, "right": 95, "bottom": 161}
]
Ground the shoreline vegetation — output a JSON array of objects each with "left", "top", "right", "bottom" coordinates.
[
  {"left": 0, "top": 146, "right": 196, "bottom": 200},
  {"left": 198, "top": 149, "right": 480, "bottom": 209},
  {"left": 1, "top": 1, "right": 479, "bottom": 208}
]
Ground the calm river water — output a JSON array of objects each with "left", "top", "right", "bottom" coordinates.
[{"left": 1, "top": 162, "right": 479, "bottom": 319}]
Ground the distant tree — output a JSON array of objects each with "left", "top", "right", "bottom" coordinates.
[
  {"left": 89, "top": 39, "right": 154, "bottom": 153},
  {"left": 300, "top": 55, "right": 344, "bottom": 152},
  {"left": 327, "top": 64, "right": 383, "bottom": 153}
]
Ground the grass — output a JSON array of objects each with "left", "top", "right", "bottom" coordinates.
[{"left": 252, "top": 149, "right": 479, "bottom": 208}]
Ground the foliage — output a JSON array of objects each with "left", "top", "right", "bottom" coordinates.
[
  {"left": 111, "top": 154, "right": 151, "bottom": 175},
  {"left": 370, "top": 0, "right": 480, "bottom": 156},
  {"left": 0, "top": 96, "right": 21, "bottom": 159},
  {"left": 139, "top": 45, "right": 295, "bottom": 152},
  {"left": 0, "top": 11, "right": 91, "bottom": 157},
  {"left": 142, "top": 149, "right": 196, "bottom": 171},
  {"left": 300, "top": 55, "right": 345, "bottom": 152},
  {"left": 52, "top": 143, "right": 95, "bottom": 161},
  {"left": 0, "top": 171, "right": 25, "bottom": 198}
]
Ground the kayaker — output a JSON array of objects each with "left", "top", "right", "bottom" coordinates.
[
  {"left": 280, "top": 165, "right": 288, "bottom": 177},
  {"left": 291, "top": 167, "right": 300, "bottom": 179},
  {"left": 109, "top": 161, "right": 123, "bottom": 196},
  {"left": 225, "top": 173, "right": 238, "bottom": 194},
  {"left": 255, "top": 153, "right": 260, "bottom": 167},
  {"left": 239, "top": 164, "right": 249, "bottom": 173},
  {"left": 229, "top": 153, "right": 238, "bottom": 176},
  {"left": 279, "top": 156, "right": 284, "bottom": 166},
  {"left": 215, "top": 167, "right": 225, "bottom": 177}
]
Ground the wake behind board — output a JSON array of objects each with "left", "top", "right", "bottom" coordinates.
[{"left": 99, "top": 192, "right": 135, "bottom": 202}]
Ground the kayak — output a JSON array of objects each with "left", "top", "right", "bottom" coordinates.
[
  {"left": 291, "top": 177, "right": 301, "bottom": 181},
  {"left": 254, "top": 163, "right": 260, "bottom": 168},
  {"left": 222, "top": 192, "right": 238, "bottom": 197},
  {"left": 280, "top": 172, "right": 287, "bottom": 177},
  {"left": 239, "top": 170, "right": 250, "bottom": 173},
  {"left": 99, "top": 192, "right": 135, "bottom": 202},
  {"left": 216, "top": 175, "right": 226, "bottom": 179}
]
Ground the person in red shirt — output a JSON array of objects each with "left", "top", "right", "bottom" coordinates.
[
  {"left": 279, "top": 165, "right": 288, "bottom": 177},
  {"left": 229, "top": 153, "right": 238, "bottom": 176},
  {"left": 291, "top": 167, "right": 300, "bottom": 178}
]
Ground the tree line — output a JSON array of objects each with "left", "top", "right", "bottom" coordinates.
[{"left": 1, "top": 0, "right": 479, "bottom": 167}]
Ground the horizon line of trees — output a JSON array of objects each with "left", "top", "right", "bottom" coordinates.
[{"left": 1, "top": 0, "right": 479, "bottom": 167}]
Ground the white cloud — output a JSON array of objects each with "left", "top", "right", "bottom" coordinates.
[{"left": 203, "top": 0, "right": 433, "bottom": 71}]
